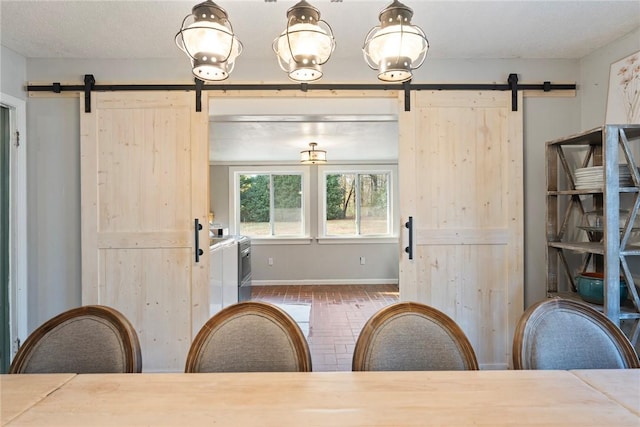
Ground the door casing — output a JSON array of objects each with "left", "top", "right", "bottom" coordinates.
[{"left": 0, "top": 93, "right": 28, "bottom": 371}]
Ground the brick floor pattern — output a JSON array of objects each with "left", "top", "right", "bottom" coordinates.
[{"left": 250, "top": 284, "right": 400, "bottom": 372}]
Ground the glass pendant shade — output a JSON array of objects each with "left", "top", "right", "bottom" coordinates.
[
  {"left": 363, "top": 0, "right": 428, "bottom": 82},
  {"left": 301, "top": 143, "right": 327, "bottom": 164},
  {"left": 176, "top": 1, "right": 243, "bottom": 81},
  {"left": 273, "top": 0, "right": 335, "bottom": 82}
]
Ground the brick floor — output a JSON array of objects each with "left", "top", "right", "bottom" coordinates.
[{"left": 251, "top": 284, "right": 399, "bottom": 372}]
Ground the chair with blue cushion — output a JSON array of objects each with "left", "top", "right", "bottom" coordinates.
[
  {"left": 512, "top": 298, "right": 640, "bottom": 370},
  {"left": 352, "top": 301, "right": 479, "bottom": 371},
  {"left": 185, "top": 301, "right": 312, "bottom": 373}
]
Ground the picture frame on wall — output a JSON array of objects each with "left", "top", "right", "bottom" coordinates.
[{"left": 606, "top": 51, "right": 640, "bottom": 124}]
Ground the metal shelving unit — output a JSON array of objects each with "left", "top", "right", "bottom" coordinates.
[{"left": 546, "top": 125, "right": 640, "bottom": 343}]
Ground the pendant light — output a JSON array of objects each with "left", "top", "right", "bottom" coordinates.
[
  {"left": 175, "top": 1, "right": 243, "bottom": 81},
  {"left": 363, "top": 0, "right": 429, "bottom": 82},
  {"left": 300, "top": 142, "right": 327, "bottom": 164},
  {"left": 273, "top": 0, "right": 336, "bottom": 82}
]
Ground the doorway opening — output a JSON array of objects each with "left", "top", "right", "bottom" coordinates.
[{"left": 207, "top": 93, "right": 400, "bottom": 289}]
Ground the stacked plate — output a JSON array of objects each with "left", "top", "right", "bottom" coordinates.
[{"left": 574, "top": 165, "right": 636, "bottom": 190}]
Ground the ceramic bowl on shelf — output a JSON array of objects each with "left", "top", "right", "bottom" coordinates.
[{"left": 575, "top": 272, "right": 628, "bottom": 305}]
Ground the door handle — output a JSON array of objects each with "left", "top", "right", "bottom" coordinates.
[
  {"left": 194, "top": 218, "right": 204, "bottom": 263},
  {"left": 405, "top": 216, "right": 413, "bottom": 260}
]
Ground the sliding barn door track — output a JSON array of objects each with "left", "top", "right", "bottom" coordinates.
[{"left": 27, "top": 73, "right": 576, "bottom": 113}]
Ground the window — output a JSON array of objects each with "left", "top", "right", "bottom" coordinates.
[
  {"left": 230, "top": 167, "right": 310, "bottom": 239},
  {"left": 319, "top": 165, "right": 396, "bottom": 238}
]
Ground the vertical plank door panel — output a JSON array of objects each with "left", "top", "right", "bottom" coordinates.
[
  {"left": 399, "top": 91, "right": 524, "bottom": 369},
  {"left": 81, "top": 92, "right": 209, "bottom": 372}
]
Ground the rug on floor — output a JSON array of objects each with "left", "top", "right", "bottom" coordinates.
[{"left": 275, "top": 303, "right": 311, "bottom": 337}]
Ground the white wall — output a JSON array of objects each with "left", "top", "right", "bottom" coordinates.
[
  {"left": 580, "top": 27, "right": 640, "bottom": 129},
  {"left": 8, "top": 31, "right": 640, "bottom": 328},
  {"left": 0, "top": 46, "right": 26, "bottom": 101},
  {"left": 26, "top": 98, "right": 81, "bottom": 331}
]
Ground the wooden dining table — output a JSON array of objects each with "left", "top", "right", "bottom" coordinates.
[
  {"left": 569, "top": 369, "right": 640, "bottom": 416},
  {"left": 2, "top": 369, "right": 638, "bottom": 426},
  {"left": 1, "top": 373, "right": 76, "bottom": 425}
]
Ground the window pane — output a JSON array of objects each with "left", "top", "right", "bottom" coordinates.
[
  {"left": 359, "top": 173, "right": 389, "bottom": 235},
  {"left": 239, "top": 174, "right": 270, "bottom": 236},
  {"left": 325, "top": 173, "right": 356, "bottom": 235},
  {"left": 273, "top": 174, "right": 302, "bottom": 235}
]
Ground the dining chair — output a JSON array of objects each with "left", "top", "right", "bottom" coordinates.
[
  {"left": 352, "top": 301, "right": 479, "bottom": 371},
  {"left": 512, "top": 298, "right": 640, "bottom": 370},
  {"left": 9, "top": 305, "right": 142, "bottom": 374},
  {"left": 185, "top": 301, "right": 312, "bottom": 373}
]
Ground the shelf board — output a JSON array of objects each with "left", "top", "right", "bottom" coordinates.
[
  {"left": 548, "top": 241, "right": 605, "bottom": 254},
  {"left": 546, "top": 125, "right": 640, "bottom": 147},
  {"left": 548, "top": 291, "right": 640, "bottom": 319},
  {"left": 546, "top": 127, "right": 603, "bottom": 146},
  {"left": 547, "top": 241, "right": 640, "bottom": 255},
  {"left": 547, "top": 188, "right": 640, "bottom": 195}
]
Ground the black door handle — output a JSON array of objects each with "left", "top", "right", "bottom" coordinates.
[
  {"left": 405, "top": 216, "right": 413, "bottom": 260},
  {"left": 194, "top": 218, "right": 204, "bottom": 263}
]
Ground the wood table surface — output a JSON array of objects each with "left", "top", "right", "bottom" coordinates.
[
  {"left": 3, "top": 370, "right": 639, "bottom": 426},
  {"left": 570, "top": 369, "right": 640, "bottom": 416},
  {"left": 1, "top": 373, "right": 76, "bottom": 425}
]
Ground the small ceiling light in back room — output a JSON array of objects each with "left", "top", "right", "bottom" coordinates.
[
  {"left": 175, "top": 1, "right": 243, "bottom": 81},
  {"left": 300, "top": 142, "right": 327, "bottom": 164},
  {"left": 363, "top": 0, "right": 429, "bottom": 82},
  {"left": 273, "top": 0, "right": 336, "bottom": 82}
]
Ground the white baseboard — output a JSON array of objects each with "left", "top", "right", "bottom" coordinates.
[{"left": 251, "top": 279, "right": 399, "bottom": 286}]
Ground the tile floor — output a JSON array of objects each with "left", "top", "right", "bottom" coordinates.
[{"left": 250, "top": 284, "right": 399, "bottom": 372}]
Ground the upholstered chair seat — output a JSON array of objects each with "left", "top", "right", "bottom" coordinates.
[
  {"left": 185, "top": 301, "right": 312, "bottom": 373},
  {"left": 512, "top": 298, "right": 640, "bottom": 370},
  {"left": 352, "top": 302, "right": 479, "bottom": 371},
  {"left": 9, "top": 305, "right": 142, "bottom": 374}
]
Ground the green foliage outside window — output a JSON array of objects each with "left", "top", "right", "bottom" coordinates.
[
  {"left": 236, "top": 169, "right": 391, "bottom": 238},
  {"left": 240, "top": 174, "right": 269, "bottom": 222},
  {"left": 273, "top": 175, "right": 302, "bottom": 209},
  {"left": 326, "top": 174, "right": 348, "bottom": 220},
  {"left": 325, "top": 172, "right": 390, "bottom": 236},
  {"left": 239, "top": 173, "right": 303, "bottom": 236}
]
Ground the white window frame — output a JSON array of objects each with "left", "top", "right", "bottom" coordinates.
[
  {"left": 229, "top": 166, "right": 311, "bottom": 244},
  {"left": 317, "top": 164, "right": 398, "bottom": 243}
]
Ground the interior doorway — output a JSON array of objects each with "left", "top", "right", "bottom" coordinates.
[{"left": 207, "top": 93, "right": 400, "bottom": 286}]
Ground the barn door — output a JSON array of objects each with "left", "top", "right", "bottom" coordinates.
[
  {"left": 398, "top": 91, "right": 524, "bottom": 369},
  {"left": 80, "top": 92, "right": 209, "bottom": 371}
]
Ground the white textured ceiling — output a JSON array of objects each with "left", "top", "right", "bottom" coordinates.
[
  {"left": 209, "top": 97, "right": 399, "bottom": 162},
  {"left": 2, "top": 0, "right": 639, "bottom": 162},
  {"left": 2, "top": 1, "right": 639, "bottom": 60}
]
